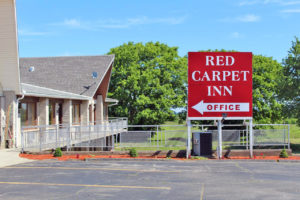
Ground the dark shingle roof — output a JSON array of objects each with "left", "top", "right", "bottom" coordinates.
[{"left": 19, "top": 55, "right": 114, "bottom": 97}]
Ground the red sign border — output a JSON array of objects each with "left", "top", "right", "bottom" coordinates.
[{"left": 187, "top": 52, "right": 253, "bottom": 120}]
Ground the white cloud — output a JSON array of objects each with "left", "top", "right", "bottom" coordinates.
[
  {"left": 239, "top": 0, "right": 300, "bottom": 6},
  {"left": 230, "top": 32, "right": 244, "bottom": 38},
  {"left": 281, "top": 9, "right": 300, "bottom": 13},
  {"left": 63, "top": 19, "right": 82, "bottom": 27},
  {"left": 52, "top": 16, "right": 187, "bottom": 30},
  {"left": 221, "top": 14, "right": 260, "bottom": 23},
  {"left": 237, "top": 14, "right": 261, "bottom": 22},
  {"left": 18, "top": 29, "right": 49, "bottom": 36}
]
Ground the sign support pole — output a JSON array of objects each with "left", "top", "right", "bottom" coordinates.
[
  {"left": 249, "top": 119, "right": 253, "bottom": 158},
  {"left": 187, "top": 120, "right": 191, "bottom": 159},
  {"left": 218, "top": 119, "right": 222, "bottom": 159}
]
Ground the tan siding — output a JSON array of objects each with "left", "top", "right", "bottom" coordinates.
[{"left": 0, "top": 0, "right": 21, "bottom": 94}]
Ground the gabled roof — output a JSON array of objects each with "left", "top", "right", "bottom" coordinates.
[{"left": 19, "top": 55, "right": 114, "bottom": 98}]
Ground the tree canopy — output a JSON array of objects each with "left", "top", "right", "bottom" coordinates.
[
  {"left": 281, "top": 37, "right": 300, "bottom": 125},
  {"left": 252, "top": 55, "right": 284, "bottom": 123},
  {"left": 108, "top": 42, "right": 187, "bottom": 125},
  {"left": 108, "top": 44, "right": 287, "bottom": 125}
]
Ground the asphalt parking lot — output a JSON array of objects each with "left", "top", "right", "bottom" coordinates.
[{"left": 0, "top": 159, "right": 300, "bottom": 200}]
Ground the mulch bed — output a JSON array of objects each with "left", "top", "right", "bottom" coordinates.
[{"left": 19, "top": 154, "right": 300, "bottom": 161}]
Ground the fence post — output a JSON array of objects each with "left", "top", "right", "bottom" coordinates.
[
  {"left": 55, "top": 124, "right": 58, "bottom": 149},
  {"left": 249, "top": 119, "right": 253, "bottom": 158},
  {"left": 156, "top": 125, "right": 159, "bottom": 149},
  {"left": 288, "top": 124, "right": 290, "bottom": 149},
  {"left": 39, "top": 127, "right": 42, "bottom": 152},
  {"left": 150, "top": 131, "right": 152, "bottom": 147},
  {"left": 246, "top": 124, "right": 249, "bottom": 150},
  {"left": 67, "top": 125, "right": 71, "bottom": 152},
  {"left": 217, "top": 120, "right": 222, "bottom": 159},
  {"left": 21, "top": 130, "right": 24, "bottom": 153}
]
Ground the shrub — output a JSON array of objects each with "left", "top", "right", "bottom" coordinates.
[
  {"left": 53, "top": 148, "right": 62, "bottom": 157},
  {"left": 129, "top": 148, "right": 138, "bottom": 157},
  {"left": 279, "top": 149, "right": 288, "bottom": 158}
]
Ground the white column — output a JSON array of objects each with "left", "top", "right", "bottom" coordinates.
[
  {"left": 62, "top": 99, "right": 72, "bottom": 125},
  {"left": 38, "top": 98, "right": 49, "bottom": 126},
  {"left": 249, "top": 119, "right": 253, "bottom": 158},
  {"left": 55, "top": 103, "right": 59, "bottom": 125},
  {"left": 96, "top": 95, "right": 103, "bottom": 124},
  {"left": 90, "top": 103, "right": 94, "bottom": 125},
  {"left": 0, "top": 97, "right": 6, "bottom": 149},
  {"left": 80, "top": 100, "right": 89, "bottom": 126},
  {"left": 218, "top": 119, "right": 222, "bottom": 159}
]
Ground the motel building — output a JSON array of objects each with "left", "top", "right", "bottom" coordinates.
[{"left": 0, "top": 0, "right": 125, "bottom": 150}]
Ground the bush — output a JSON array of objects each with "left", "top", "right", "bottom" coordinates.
[
  {"left": 129, "top": 148, "right": 138, "bottom": 157},
  {"left": 279, "top": 149, "right": 288, "bottom": 158},
  {"left": 53, "top": 148, "right": 62, "bottom": 157}
]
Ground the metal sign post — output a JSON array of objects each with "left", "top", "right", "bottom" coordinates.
[
  {"left": 249, "top": 119, "right": 253, "bottom": 158},
  {"left": 218, "top": 120, "right": 222, "bottom": 159},
  {"left": 186, "top": 120, "right": 192, "bottom": 159}
]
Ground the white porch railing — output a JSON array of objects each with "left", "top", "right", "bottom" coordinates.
[{"left": 21, "top": 118, "right": 128, "bottom": 152}]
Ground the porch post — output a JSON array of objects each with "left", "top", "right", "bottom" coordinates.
[
  {"left": 0, "top": 97, "right": 6, "bottom": 149},
  {"left": 62, "top": 99, "right": 72, "bottom": 125},
  {"left": 55, "top": 103, "right": 59, "bottom": 125},
  {"left": 96, "top": 95, "right": 103, "bottom": 124},
  {"left": 38, "top": 98, "right": 49, "bottom": 126},
  {"left": 80, "top": 100, "right": 89, "bottom": 126}
]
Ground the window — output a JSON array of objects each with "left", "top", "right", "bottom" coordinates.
[
  {"left": 72, "top": 104, "right": 80, "bottom": 124},
  {"left": 19, "top": 102, "right": 37, "bottom": 126}
]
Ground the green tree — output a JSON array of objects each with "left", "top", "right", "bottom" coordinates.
[
  {"left": 252, "top": 55, "right": 284, "bottom": 123},
  {"left": 108, "top": 42, "right": 187, "bottom": 125},
  {"left": 281, "top": 37, "right": 300, "bottom": 125}
]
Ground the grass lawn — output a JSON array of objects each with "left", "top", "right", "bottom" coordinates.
[{"left": 115, "top": 120, "right": 300, "bottom": 153}]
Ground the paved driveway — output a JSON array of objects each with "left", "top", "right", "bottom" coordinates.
[{"left": 0, "top": 159, "right": 299, "bottom": 200}]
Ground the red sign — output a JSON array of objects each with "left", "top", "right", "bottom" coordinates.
[{"left": 188, "top": 52, "right": 252, "bottom": 119}]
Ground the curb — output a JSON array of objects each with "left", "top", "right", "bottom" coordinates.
[
  {"left": 84, "top": 158, "right": 183, "bottom": 162},
  {"left": 84, "top": 158, "right": 300, "bottom": 162}
]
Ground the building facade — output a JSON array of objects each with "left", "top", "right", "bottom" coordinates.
[{"left": 0, "top": 0, "right": 118, "bottom": 149}]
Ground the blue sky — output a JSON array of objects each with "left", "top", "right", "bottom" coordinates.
[{"left": 17, "top": 0, "right": 300, "bottom": 61}]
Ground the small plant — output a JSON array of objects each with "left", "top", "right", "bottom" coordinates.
[
  {"left": 279, "top": 149, "right": 288, "bottom": 158},
  {"left": 53, "top": 148, "right": 62, "bottom": 157},
  {"left": 129, "top": 148, "right": 138, "bottom": 157},
  {"left": 191, "top": 156, "right": 208, "bottom": 160}
]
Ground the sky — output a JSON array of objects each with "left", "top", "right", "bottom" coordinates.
[{"left": 16, "top": 0, "right": 300, "bottom": 62}]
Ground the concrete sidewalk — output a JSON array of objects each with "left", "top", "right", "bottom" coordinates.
[{"left": 0, "top": 149, "right": 32, "bottom": 168}]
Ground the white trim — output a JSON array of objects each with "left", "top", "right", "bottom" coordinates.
[
  {"left": 21, "top": 83, "right": 91, "bottom": 100},
  {"left": 11, "top": 0, "right": 21, "bottom": 95},
  {"left": 91, "top": 55, "right": 115, "bottom": 98}
]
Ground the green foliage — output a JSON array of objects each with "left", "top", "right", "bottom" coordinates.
[
  {"left": 281, "top": 37, "right": 300, "bottom": 126},
  {"left": 129, "top": 148, "right": 138, "bottom": 157},
  {"left": 252, "top": 55, "right": 284, "bottom": 123},
  {"left": 108, "top": 42, "right": 187, "bottom": 125},
  {"left": 279, "top": 149, "right": 288, "bottom": 158},
  {"left": 53, "top": 148, "right": 62, "bottom": 157}
]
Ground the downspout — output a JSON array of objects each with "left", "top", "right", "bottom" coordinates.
[{"left": 14, "top": 90, "right": 25, "bottom": 148}]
